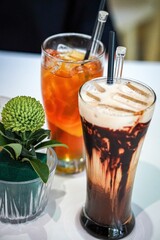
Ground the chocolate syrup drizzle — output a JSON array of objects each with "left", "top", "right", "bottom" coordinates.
[{"left": 81, "top": 117, "right": 150, "bottom": 225}]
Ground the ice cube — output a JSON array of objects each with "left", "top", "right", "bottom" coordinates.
[
  {"left": 50, "top": 62, "right": 61, "bottom": 74},
  {"left": 57, "top": 44, "right": 72, "bottom": 53},
  {"left": 57, "top": 44, "right": 85, "bottom": 61},
  {"left": 117, "top": 93, "right": 148, "bottom": 106},
  {"left": 94, "top": 82, "right": 106, "bottom": 93},
  {"left": 126, "top": 83, "right": 150, "bottom": 97},
  {"left": 86, "top": 91, "right": 101, "bottom": 102}
]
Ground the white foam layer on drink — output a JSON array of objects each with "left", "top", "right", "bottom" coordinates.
[{"left": 79, "top": 78, "right": 155, "bottom": 129}]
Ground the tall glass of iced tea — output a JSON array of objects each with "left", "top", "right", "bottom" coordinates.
[
  {"left": 41, "top": 33, "right": 105, "bottom": 174},
  {"left": 78, "top": 77, "right": 156, "bottom": 239}
]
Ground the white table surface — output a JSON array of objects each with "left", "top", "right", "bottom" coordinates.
[{"left": 0, "top": 51, "right": 160, "bottom": 240}]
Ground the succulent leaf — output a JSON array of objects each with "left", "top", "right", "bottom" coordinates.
[
  {"left": 2, "top": 143, "right": 22, "bottom": 160},
  {"left": 23, "top": 157, "right": 49, "bottom": 183},
  {"left": 0, "top": 134, "right": 9, "bottom": 146},
  {"left": 26, "top": 129, "right": 50, "bottom": 147},
  {"left": 35, "top": 139, "right": 68, "bottom": 150}
]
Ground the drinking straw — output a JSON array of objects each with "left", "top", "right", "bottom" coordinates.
[
  {"left": 88, "top": 11, "right": 109, "bottom": 57},
  {"left": 114, "top": 46, "right": 127, "bottom": 79},
  {"left": 84, "top": 0, "right": 108, "bottom": 60},
  {"left": 84, "top": 11, "right": 108, "bottom": 60},
  {"left": 107, "top": 31, "right": 115, "bottom": 84}
]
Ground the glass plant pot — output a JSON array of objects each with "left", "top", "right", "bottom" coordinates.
[
  {"left": 0, "top": 96, "right": 10, "bottom": 119},
  {"left": 0, "top": 148, "right": 57, "bottom": 224}
]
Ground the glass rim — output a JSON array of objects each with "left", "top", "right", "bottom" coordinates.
[
  {"left": 0, "top": 95, "right": 11, "bottom": 101},
  {"left": 0, "top": 95, "right": 11, "bottom": 107},
  {"left": 0, "top": 96, "right": 11, "bottom": 120},
  {"left": 41, "top": 32, "right": 105, "bottom": 64},
  {"left": 0, "top": 148, "right": 58, "bottom": 185},
  {"left": 79, "top": 77, "right": 156, "bottom": 117}
]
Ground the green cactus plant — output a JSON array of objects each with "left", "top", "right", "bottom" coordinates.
[{"left": 0, "top": 96, "right": 67, "bottom": 183}]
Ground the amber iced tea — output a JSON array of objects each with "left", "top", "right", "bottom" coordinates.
[{"left": 41, "top": 33, "right": 105, "bottom": 173}]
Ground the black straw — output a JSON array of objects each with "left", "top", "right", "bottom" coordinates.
[
  {"left": 107, "top": 31, "right": 115, "bottom": 84},
  {"left": 84, "top": 0, "right": 106, "bottom": 60}
]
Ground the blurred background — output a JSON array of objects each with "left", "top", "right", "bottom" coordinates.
[
  {"left": 0, "top": 0, "right": 159, "bottom": 61},
  {"left": 109, "top": 0, "right": 160, "bottom": 61}
]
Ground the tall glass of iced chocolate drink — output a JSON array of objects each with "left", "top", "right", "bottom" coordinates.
[{"left": 78, "top": 77, "right": 156, "bottom": 239}]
